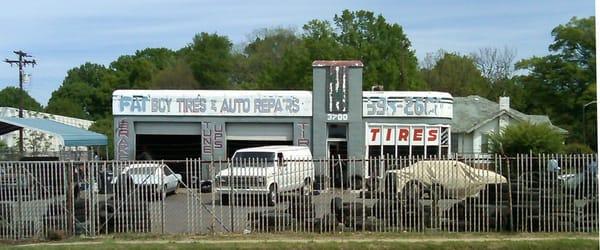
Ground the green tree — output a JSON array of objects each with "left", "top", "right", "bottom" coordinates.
[
  {"left": 516, "top": 16, "right": 595, "bottom": 147},
  {"left": 89, "top": 116, "right": 114, "bottom": 159},
  {"left": 180, "top": 33, "right": 234, "bottom": 89},
  {"left": 239, "top": 28, "right": 310, "bottom": 90},
  {"left": 488, "top": 122, "right": 565, "bottom": 155},
  {"left": 0, "top": 87, "right": 43, "bottom": 111},
  {"left": 46, "top": 63, "right": 116, "bottom": 119},
  {"left": 302, "top": 10, "right": 424, "bottom": 90},
  {"left": 421, "top": 51, "right": 490, "bottom": 96}
]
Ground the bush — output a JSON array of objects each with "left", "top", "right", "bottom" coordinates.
[
  {"left": 488, "top": 122, "right": 564, "bottom": 155},
  {"left": 563, "top": 143, "right": 594, "bottom": 154}
]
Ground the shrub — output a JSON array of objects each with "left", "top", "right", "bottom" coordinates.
[
  {"left": 488, "top": 122, "right": 564, "bottom": 156},
  {"left": 563, "top": 143, "right": 594, "bottom": 154}
]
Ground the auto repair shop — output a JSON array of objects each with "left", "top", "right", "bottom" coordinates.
[{"left": 112, "top": 60, "right": 453, "bottom": 183}]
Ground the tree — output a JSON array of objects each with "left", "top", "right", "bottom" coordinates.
[
  {"left": 180, "top": 32, "right": 234, "bottom": 89},
  {"left": 331, "top": 10, "right": 424, "bottom": 90},
  {"left": 488, "top": 122, "right": 565, "bottom": 155},
  {"left": 421, "top": 51, "right": 490, "bottom": 96},
  {"left": 149, "top": 59, "right": 200, "bottom": 89},
  {"left": 516, "top": 16, "right": 595, "bottom": 147},
  {"left": 46, "top": 63, "right": 116, "bottom": 119},
  {"left": 0, "top": 87, "right": 43, "bottom": 111},
  {"left": 89, "top": 116, "right": 114, "bottom": 159}
]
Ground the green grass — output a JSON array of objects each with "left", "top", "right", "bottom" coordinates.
[{"left": 3, "top": 239, "right": 599, "bottom": 250}]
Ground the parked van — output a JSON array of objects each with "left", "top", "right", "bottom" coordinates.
[{"left": 215, "top": 146, "right": 314, "bottom": 206}]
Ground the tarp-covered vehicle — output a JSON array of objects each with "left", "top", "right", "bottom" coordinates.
[{"left": 384, "top": 160, "right": 507, "bottom": 201}]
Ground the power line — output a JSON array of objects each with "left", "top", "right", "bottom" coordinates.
[{"left": 4, "top": 50, "right": 37, "bottom": 153}]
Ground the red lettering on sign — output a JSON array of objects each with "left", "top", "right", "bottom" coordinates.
[
  {"left": 398, "top": 128, "right": 409, "bottom": 141},
  {"left": 413, "top": 128, "right": 423, "bottom": 141},
  {"left": 370, "top": 128, "right": 380, "bottom": 142},
  {"left": 428, "top": 129, "right": 438, "bottom": 141},
  {"left": 385, "top": 128, "right": 393, "bottom": 142}
]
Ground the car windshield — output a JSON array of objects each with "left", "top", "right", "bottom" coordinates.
[
  {"left": 232, "top": 152, "right": 275, "bottom": 167},
  {"left": 127, "top": 166, "right": 157, "bottom": 175}
]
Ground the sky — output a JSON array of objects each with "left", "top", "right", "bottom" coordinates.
[{"left": 0, "top": 0, "right": 595, "bottom": 105}]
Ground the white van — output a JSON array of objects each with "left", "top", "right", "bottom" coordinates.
[{"left": 214, "top": 146, "right": 314, "bottom": 206}]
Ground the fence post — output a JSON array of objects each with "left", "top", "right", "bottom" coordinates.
[{"left": 66, "top": 161, "right": 74, "bottom": 236}]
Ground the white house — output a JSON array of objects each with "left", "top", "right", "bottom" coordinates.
[{"left": 450, "top": 96, "right": 567, "bottom": 155}]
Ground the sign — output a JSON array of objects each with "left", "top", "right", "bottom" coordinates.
[
  {"left": 326, "top": 66, "right": 348, "bottom": 114},
  {"left": 367, "top": 125, "right": 444, "bottom": 146},
  {"left": 363, "top": 91, "right": 453, "bottom": 118},
  {"left": 113, "top": 90, "right": 312, "bottom": 116}
]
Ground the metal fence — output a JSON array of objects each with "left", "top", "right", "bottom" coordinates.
[{"left": 0, "top": 154, "right": 597, "bottom": 240}]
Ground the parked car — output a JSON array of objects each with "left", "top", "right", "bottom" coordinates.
[
  {"left": 215, "top": 146, "right": 315, "bottom": 206},
  {"left": 383, "top": 160, "right": 507, "bottom": 201},
  {"left": 558, "top": 161, "right": 597, "bottom": 197},
  {"left": 111, "top": 163, "right": 182, "bottom": 196}
]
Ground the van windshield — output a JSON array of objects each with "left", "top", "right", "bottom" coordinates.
[{"left": 232, "top": 152, "right": 275, "bottom": 167}]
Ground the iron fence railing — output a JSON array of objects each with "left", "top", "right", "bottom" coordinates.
[{"left": 0, "top": 154, "right": 596, "bottom": 240}]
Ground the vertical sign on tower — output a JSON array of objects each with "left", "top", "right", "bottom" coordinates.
[{"left": 326, "top": 66, "right": 349, "bottom": 120}]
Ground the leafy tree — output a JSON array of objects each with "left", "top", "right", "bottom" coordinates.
[
  {"left": 89, "top": 116, "right": 114, "bottom": 159},
  {"left": 301, "top": 10, "right": 424, "bottom": 91},
  {"left": 421, "top": 51, "right": 490, "bottom": 96},
  {"left": 488, "top": 122, "right": 565, "bottom": 155},
  {"left": 239, "top": 28, "right": 310, "bottom": 90},
  {"left": 516, "top": 16, "right": 595, "bottom": 147},
  {"left": 180, "top": 32, "right": 234, "bottom": 89},
  {"left": 46, "top": 63, "right": 116, "bottom": 119},
  {"left": 149, "top": 59, "right": 200, "bottom": 89},
  {"left": 0, "top": 87, "right": 43, "bottom": 111},
  {"left": 0, "top": 140, "right": 8, "bottom": 152},
  {"left": 563, "top": 143, "right": 594, "bottom": 154}
]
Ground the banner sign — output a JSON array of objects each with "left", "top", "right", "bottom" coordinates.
[
  {"left": 367, "top": 125, "right": 447, "bottom": 146},
  {"left": 363, "top": 91, "right": 453, "bottom": 118},
  {"left": 113, "top": 90, "right": 313, "bottom": 116}
]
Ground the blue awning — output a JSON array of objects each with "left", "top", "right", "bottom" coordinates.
[{"left": 0, "top": 117, "right": 107, "bottom": 147}]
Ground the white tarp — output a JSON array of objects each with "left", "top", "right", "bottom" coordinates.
[{"left": 387, "top": 160, "right": 507, "bottom": 200}]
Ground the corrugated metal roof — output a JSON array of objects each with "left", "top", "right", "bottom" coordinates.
[
  {"left": 452, "top": 95, "right": 567, "bottom": 134},
  {"left": 0, "top": 117, "right": 107, "bottom": 146}
]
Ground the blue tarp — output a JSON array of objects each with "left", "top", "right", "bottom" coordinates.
[{"left": 0, "top": 117, "right": 107, "bottom": 147}]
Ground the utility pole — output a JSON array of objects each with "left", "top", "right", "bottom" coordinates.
[{"left": 4, "top": 50, "right": 36, "bottom": 154}]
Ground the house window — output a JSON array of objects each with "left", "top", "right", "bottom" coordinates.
[
  {"left": 481, "top": 134, "right": 489, "bottom": 153},
  {"left": 451, "top": 133, "right": 459, "bottom": 153}
]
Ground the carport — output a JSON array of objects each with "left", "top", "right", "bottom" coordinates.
[{"left": 0, "top": 117, "right": 108, "bottom": 158}]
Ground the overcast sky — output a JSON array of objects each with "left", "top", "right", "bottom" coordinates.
[{"left": 0, "top": 0, "right": 595, "bottom": 105}]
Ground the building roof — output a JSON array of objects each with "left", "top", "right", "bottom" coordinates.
[
  {"left": 452, "top": 95, "right": 567, "bottom": 134},
  {"left": 0, "top": 117, "right": 107, "bottom": 147}
]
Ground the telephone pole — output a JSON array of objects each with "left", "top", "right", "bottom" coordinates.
[{"left": 4, "top": 50, "right": 36, "bottom": 153}]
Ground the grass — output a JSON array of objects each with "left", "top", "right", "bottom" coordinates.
[{"left": 1, "top": 233, "right": 598, "bottom": 250}]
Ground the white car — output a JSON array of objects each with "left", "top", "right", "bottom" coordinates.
[
  {"left": 215, "top": 146, "right": 315, "bottom": 206},
  {"left": 384, "top": 160, "right": 507, "bottom": 200},
  {"left": 112, "top": 163, "right": 182, "bottom": 196}
]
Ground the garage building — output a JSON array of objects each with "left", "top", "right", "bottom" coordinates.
[{"left": 112, "top": 60, "right": 453, "bottom": 184}]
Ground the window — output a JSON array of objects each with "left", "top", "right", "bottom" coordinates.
[
  {"left": 481, "top": 134, "right": 489, "bottom": 153},
  {"left": 163, "top": 166, "right": 174, "bottom": 176},
  {"left": 451, "top": 133, "right": 459, "bottom": 153},
  {"left": 328, "top": 124, "right": 347, "bottom": 139}
]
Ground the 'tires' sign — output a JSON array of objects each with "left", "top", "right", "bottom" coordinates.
[{"left": 368, "top": 126, "right": 439, "bottom": 146}]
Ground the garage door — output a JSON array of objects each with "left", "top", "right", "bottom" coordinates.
[
  {"left": 135, "top": 122, "right": 201, "bottom": 135},
  {"left": 226, "top": 123, "right": 292, "bottom": 141}
]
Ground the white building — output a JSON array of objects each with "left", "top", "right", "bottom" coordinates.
[{"left": 450, "top": 96, "right": 567, "bottom": 156}]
